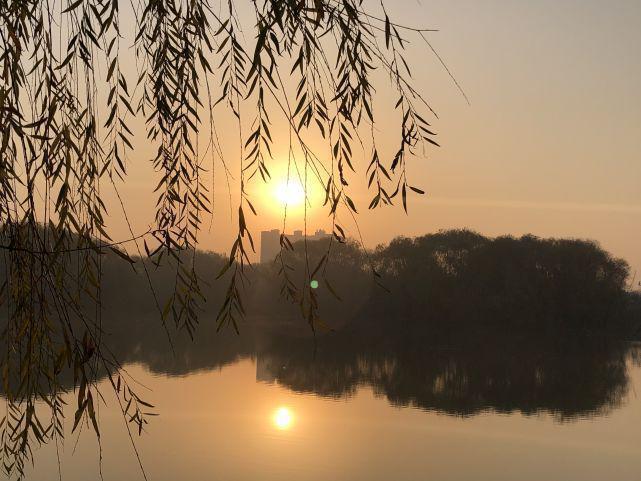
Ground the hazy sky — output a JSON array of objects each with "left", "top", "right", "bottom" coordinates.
[
  {"left": 113, "top": 1, "right": 641, "bottom": 276},
  {"left": 361, "top": 0, "right": 641, "bottom": 275}
]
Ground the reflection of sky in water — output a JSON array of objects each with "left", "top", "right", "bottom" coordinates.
[{"left": 22, "top": 358, "right": 641, "bottom": 481}]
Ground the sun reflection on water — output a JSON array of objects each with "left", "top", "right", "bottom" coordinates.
[{"left": 273, "top": 407, "right": 294, "bottom": 430}]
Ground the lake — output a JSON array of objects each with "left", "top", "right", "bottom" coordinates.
[{"left": 21, "top": 330, "right": 641, "bottom": 481}]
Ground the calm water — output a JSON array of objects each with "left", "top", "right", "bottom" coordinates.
[{"left": 21, "top": 333, "right": 641, "bottom": 481}]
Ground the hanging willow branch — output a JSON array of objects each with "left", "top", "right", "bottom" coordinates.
[{"left": 0, "top": 0, "right": 451, "bottom": 477}]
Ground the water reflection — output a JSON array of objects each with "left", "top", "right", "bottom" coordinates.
[
  {"left": 273, "top": 407, "right": 294, "bottom": 430},
  {"left": 2, "top": 309, "right": 635, "bottom": 422},
  {"left": 257, "top": 334, "right": 633, "bottom": 420},
  {"left": 3, "top": 311, "right": 641, "bottom": 481},
  {"left": 87, "top": 313, "right": 637, "bottom": 422}
]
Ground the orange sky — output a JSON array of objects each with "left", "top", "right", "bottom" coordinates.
[{"left": 107, "top": 0, "right": 641, "bottom": 278}]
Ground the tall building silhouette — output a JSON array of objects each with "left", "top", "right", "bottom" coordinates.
[{"left": 260, "top": 229, "right": 281, "bottom": 264}]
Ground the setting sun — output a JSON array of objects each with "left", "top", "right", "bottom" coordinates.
[
  {"left": 273, "top": 407, "right": 294, "bottom": 430},
  {"left": 275, "top": 179, "right": 305, "bottom": 208}
]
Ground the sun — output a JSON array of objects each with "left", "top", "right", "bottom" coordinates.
[
  {"left": 274, "top": 179, "right": 305, "bottom": 207},
  {"left": 273, "top": 407, "right": 294, "bottom": 430}
]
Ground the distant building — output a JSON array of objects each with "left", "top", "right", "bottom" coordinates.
[
  {"left": 312, "top": 229, "right": 330, "bottom": 240},
  {"left": 260, "top": 228, "right": 331, "bottom": 263},
  {"left": 260, "top": 229, "right": 281, "bottom": 264}
]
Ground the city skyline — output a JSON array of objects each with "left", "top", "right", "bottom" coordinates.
[{"left": 260, "top": 229, "right": 331, "bottom": 264}]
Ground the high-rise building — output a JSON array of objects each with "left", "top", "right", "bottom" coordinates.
[{"left": 260, "top": 229, "right": 281, "bottom": 264}]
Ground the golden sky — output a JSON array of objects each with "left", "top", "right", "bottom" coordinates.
[{"left": 109, "top": 0, "right": 641, "bottom": 276}]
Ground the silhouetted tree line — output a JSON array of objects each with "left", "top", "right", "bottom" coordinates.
[
  {"left": 250, "top": 230, "right": 639, "bottom": 338},
  {"left": 5, "top": 228, "right": 636, "bottom": 336},
  {"left": 368, "top": 231, "right": 635, "bottom": 335}
]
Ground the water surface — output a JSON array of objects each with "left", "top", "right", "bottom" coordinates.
[{"left": 23, "top": 333, "right": 641, "bottom": 481}]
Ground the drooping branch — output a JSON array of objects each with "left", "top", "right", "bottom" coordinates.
[{"left": 0, "top": 0, "right": 448, "bottom": 477}]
